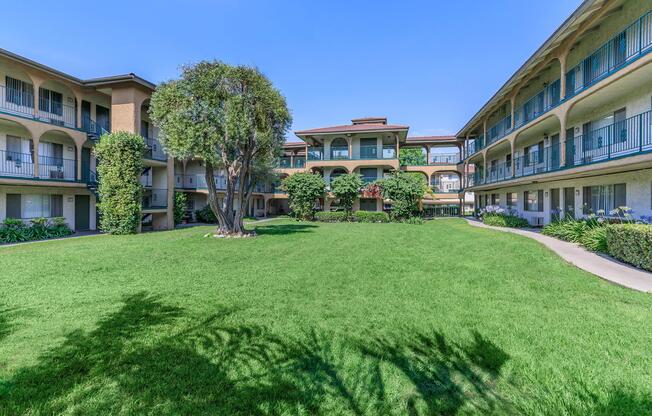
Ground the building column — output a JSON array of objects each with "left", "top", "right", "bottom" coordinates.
[
  {"left": 510, "top": 96, "right": 516, "bottom": 129},
  {"left": 559, "top": 115, "right": 567, "bottom": 167},
  {"left": 482, "top": 152, "right": 488, "bottom": 183},
  {"left": 347, "top": 136, "right": 353, "bottom": 159},
  {"left": 76, "top": 144, "right": 83, "bottom": 181},
  {"left": 32, "top": 81, "right": 41, "bottom": 118},
  {"left": 510, "top": 139, "right": 516, "bottom": 177},
  {"left": 264, "top": 197, "right": 269, "bottom": 218},
  {"left": 32, "top": 137, "right": 40, "bottom": 178},
  {"left": 558, "top": 53, "right": 568, "bottom": 100},
  {"left": 166, "top": 157, "right": 175, "bottom": 229},
  {"left": 395, "top": 134, "right": 400, "bottom": 158}
]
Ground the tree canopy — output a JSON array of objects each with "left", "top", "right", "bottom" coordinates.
[
  {"left": 376, "top": 171, "right": 428, "bottom": 220},
  {"left": 282, "top": 172, "right": 325, "bottom": 220},
  {"left": 330, "top": 173, "right": 364, "bottom": 214},
  {"left": 399, "top": 148, "right": 427, "bottom": 166},
  {"left": 149, "top": 61, "right": 291, "bottom": 235}
]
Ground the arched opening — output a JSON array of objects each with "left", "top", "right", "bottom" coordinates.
[
  {"left": 329, "top": 167, "right": 347, "bottom": 184},
  {"left": 38, "top": 130, "right": 78, "bottom": 181},
  {"left": 0, "top": 64, "right": 36, "bottom": 119},
  {"left": 0, "top": 119, "right": 35, "bottom": 178},
  {"left": 330, "top": 138, "right": 348, "bottom": 160},
  {"left": 431, "top": 172, "right": 461, "bottom": 193}
]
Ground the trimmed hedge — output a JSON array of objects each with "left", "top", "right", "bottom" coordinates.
[
  {"left": 0, "top": 217, "right": 73, "bottom": 244},
  {"left": 606, "top": 224, "right": 652, "bottom": 271},
  {"left": 353, "top": 211, "right": 389, "bottom": 223},
  {"left": 314, "top": 211, "right": 350, "bottom": 222},
  {"left": 482, "top": 213, "right": 529, "bottom": 228}
]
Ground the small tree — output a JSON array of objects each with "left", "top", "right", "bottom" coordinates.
[
  {"left": 174, "top": 192, "right": 188, "bottom": 225},
  {"left": 399, "top": 147, "right": 426, "bottom": 166},
  {"left": 149, "top": 61, "right": 291, "bottom": 236},
  {"left": 331, "top": 173, "right": 363, "bottom": 215},
  {"left": 376, "top": 171, "right": 428, "bottom": 221},
  {"left": 93, "top": 132, "right": 145, "bottom": 234},
  {"left": 282, "top": 172, "right": 325, "bottom": 220}
]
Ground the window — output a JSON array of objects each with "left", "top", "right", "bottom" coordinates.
[
  {"left": 582, "top": 183, "right": 626, "bottom": 214},
  {"left": 507, "top": 192, "right": 517, "bottom": 208},
  {"left": 614, "top": 108, "right": 627, "bottom": 143},
  {"left": 360, "top": 168, "right": 377, "bottom": 184},
  {"left": 141, "top": 120, "right": 150, "bottom": 139},
  {"left": 359, "top": 138, "right": 377, "bottom": 159},
  {"left": 524, "top": 190, "right": 543, "bottom": 212},
  {"left": 330, "top": 138, "right": 348, "bottom": 160},
  {"left": 564, "top": 187, "right": 576, "bottom": 218},
  {"left": 39, "top": 142, "right": 64, "bottom": 167},
  {"left": 506, "top": 154, "right": 512, "bottom": 170},
  {"left": 5, "top": 76, "right": 34, "bottom": 107},
  {"left": 5, "top": 135, "right": 32, "bottom": 162},
  {"left": 7, "top": 194, "right": 63, "bottom": 218},
  {"left": 491, "top": 193, "right": 500, "bottom": 206},
  {"left": 38, "top": 87, "right": 63, "bottom": 116}
]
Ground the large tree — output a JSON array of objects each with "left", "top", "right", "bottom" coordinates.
[{"left": 149, "top": 62, "right": 291, "bottom": 235}]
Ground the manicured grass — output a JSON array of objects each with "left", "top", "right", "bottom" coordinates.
[{"left": 1, "top": 218, "right": 652, "bottom": 415}]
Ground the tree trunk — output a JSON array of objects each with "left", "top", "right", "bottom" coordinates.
[{"left": 205, "top": 161, "right": 235, "bottom": 235}]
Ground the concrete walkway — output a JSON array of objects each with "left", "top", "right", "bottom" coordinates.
[{"left": 466, "top": 218, "right": 652, "bottom": 293}]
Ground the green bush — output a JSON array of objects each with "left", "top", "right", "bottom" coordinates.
[
  {"left": 174, "top": 192, "right": 188, "bottom": 225},
  {"left": 579, "top": 226, "right": 608, "bottom": 253},
  {"left": 282, "top": 172, "right": 326, "bottom": 220},
  {"left": 0, "top": 217, "right": 73, "bottom": 244},
  {"left": 606, "top": 224, "right": 652, "bottom": 271},
  {"left": 94, "top": 131, "right": 145, "bottom": 235},
  {"left": 353, "top": 211, "right": 389, "bottom": 223},
  {"left": 314, "top": 211, "right": 350, "bottom": 222},
  {"left": 402, "top": 216, "right": 425, "bottom": 225},
  {"left": 196, "top": 204, "right": 217, "bottom": 223},
  {"left": 482, "top": 213, "right": 529, "bottom": 228}
]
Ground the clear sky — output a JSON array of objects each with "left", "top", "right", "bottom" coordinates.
[{"left": 1, "top": 0, "right": 582, "bottom": 139}]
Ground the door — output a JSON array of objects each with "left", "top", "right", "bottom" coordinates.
[
  {"left": 96, "top": 105, "right": 110, "bottom": 133},
  {"left": 75, "top": 195, "right": 90, "bottom": 231},
  {"left": 550, "top": 188, "right": 560, "bottom": 221},
  {"left": 565, "top": 128, "right": 575, "bottom": 167},
  {"left": 81, "top": 147, "right": 91, "bottom": 182},
  {"left": 81, "top": 100, "right": 92, "bottom": 132}
]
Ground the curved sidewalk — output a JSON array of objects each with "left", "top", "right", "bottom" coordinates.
[{"left": 466, "top": 219, "right": 652, "bottom": 293}]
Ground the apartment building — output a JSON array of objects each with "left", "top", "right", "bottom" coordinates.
[
  {"left": 174, "top": 117, "right": 471, "bottom": 220},
  {"left": 0, "top": 48, "right": 174, "bottom": 231},
  {"left": 460, "top": 0, "right": 652, "bottom": 225}
]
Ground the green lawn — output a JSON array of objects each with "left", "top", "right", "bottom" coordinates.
[{"left": 1, "top": 219, "right": 652, "bottom": 415}]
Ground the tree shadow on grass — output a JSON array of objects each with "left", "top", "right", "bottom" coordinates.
[
  {"left": 0, "top": 305, "right": 16, "bottom": 343},
  {"left": 254, "top": 223, "right": 318, "bottom": 236},
  {"left": 2, "top": 294, "right": 649, "bottom": 415}
]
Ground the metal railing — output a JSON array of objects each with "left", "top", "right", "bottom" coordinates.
[
  {"left": 0, "top": 150, "right": 35, "bottom": 177},
  {"left": 307, "top": 146, "right": 398, "bottom": 161},
  {"left": 566, "top": 10, "right": 652, "bottom": 98},
  {"left": 0, "top": 84, "right": 80, "bottom": 130},
  {"left": 487, "top": 115, "right": 512, "bottom": 145},
  {"left": 144, "top": 137, "right": 166, "bottom": 161},
  {"left": 82, "top": 117, "right": 110, "bottom": 137},
  {"left": 468, "top": 110, "right": 652, "bottom": 188},
  {"left": 465, "top": 8, "right": 652, "bottom": 162},
  {"left": 37, "top": 102, "right": 76, "bottom": 129},
  {"left": 38, "top": 155, "right": 77, "bottom": 181},
  {"left": 278, "top": 157, "right": 306, "bottom": 168},
  {"left": 142, "top": 188, "right": 168, "bottom": 209}
]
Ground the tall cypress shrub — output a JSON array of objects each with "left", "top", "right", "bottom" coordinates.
[{"left": 94, "top": 132, "right": 145, "bottom": 234}]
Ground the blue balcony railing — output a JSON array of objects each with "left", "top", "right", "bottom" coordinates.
[
  {"left": 307, "top": 145, "right": 398, "bottom": 161},
  {"left": 566, "top": 10, "right": 652, "bottom": 98},
  {"left": 144, "top": 137, "right": 166, "bottom": 161},
  {"left": 468, "top": 110, "right": 652, "bottom": 188},
  {"left": 0, "top": 150, "right": 35, "bottom": 178},
  {"left": 466, "top": 9, "right": 652, "bottom": 161},
  {"left": 142, "top": 188, "right": 168, "bottom": 209},
  {"left": 38, "top": 155, "right": 76, "bottom": 181},
  {"left": 487, "top": 115, "right": 512, "bottom": 145},
  {"left": 278, "top": 156, "right": 306, "bottom": 168}
]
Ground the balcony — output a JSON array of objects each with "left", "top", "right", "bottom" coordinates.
[
  {"left": 175, "top": 173, "right": 277, "bottom": 193},
  {"left": 0, "top": 85, "right": 77, "bottom": 130},
  {"left": 144, "top": 137, "right": 166, "bottom": 161},
  {"left": 469, "top": 110, "right": 652, "bottom": 188},
  {"left": 464, "top": 8, "right": 652, "bottom": 160},
  {"left": 0, "top": 150, "right": 77, "bottom": 182},
  {"left": 307, "top": 145, "right": 397, "bottom": 161},
  {"left": 142, "top": 188, "right": 168, "bottom": 209}
]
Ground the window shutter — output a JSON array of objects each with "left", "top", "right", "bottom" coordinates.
[
  {"left": 524, "top": 191, "right": 529, "bottom": 211},
  {"left": 6, "top": 194, "right": 21, "bottom": 219},
  {"left": 538, "top": 190, "right": 544, "bottom": 212}
]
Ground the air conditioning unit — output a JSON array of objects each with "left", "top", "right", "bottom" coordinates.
[
  {"left": 530, "top": 217, "right": 544, "bottom": 227},
  {"left": 50, "top": 170, "right": 64, "bottom": 179}
]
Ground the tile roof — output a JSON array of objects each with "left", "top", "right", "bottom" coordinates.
[{"left": 295, "top": 123, "right": 408, "bottom": 135}]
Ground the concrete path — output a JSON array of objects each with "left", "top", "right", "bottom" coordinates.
[{"left": 466, "top": 218, "right": 652, "bottom": 293}]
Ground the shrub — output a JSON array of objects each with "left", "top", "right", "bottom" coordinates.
[
  {"left": 376, "top": 172, "right": 428, "bottom": 221},
  {"left": 282, "top": 172, "right": 326, "bottom": 220},
  {"left": 314, "top": 211, "right": 350, "bottom": 222},
  {"left": 330, "top": 174, "right": 364, "bottom": 214},
  {"left": 196, "top": 204, "right": 217, "bottom": 223},
  {"left": 0, "top": 217, "right": 73, "bottom": 244},
  {"left": 606, "top": 224, "right": 652, "bottom": 271},
  {"left": 94, "top": 131, "right": 145, "bottom": 235},
  {"left": 482, "top": 213, "right": 529, "bottom": 228},
  {"left": 403, "top": 216, "right": 425, "bottom": 225},
  {"left": 579, "top": 226, "right": 608, "bottom": 253},
  {"left": 174, "top": 192, "right": 188, "bottom": 225},
  {"left": 353, "top": 211, "right": 389, "bottom": 223}
]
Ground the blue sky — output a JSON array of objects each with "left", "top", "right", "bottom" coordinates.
[{"left": 1, "top": 0, "right": 581, "bottom": 139}]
